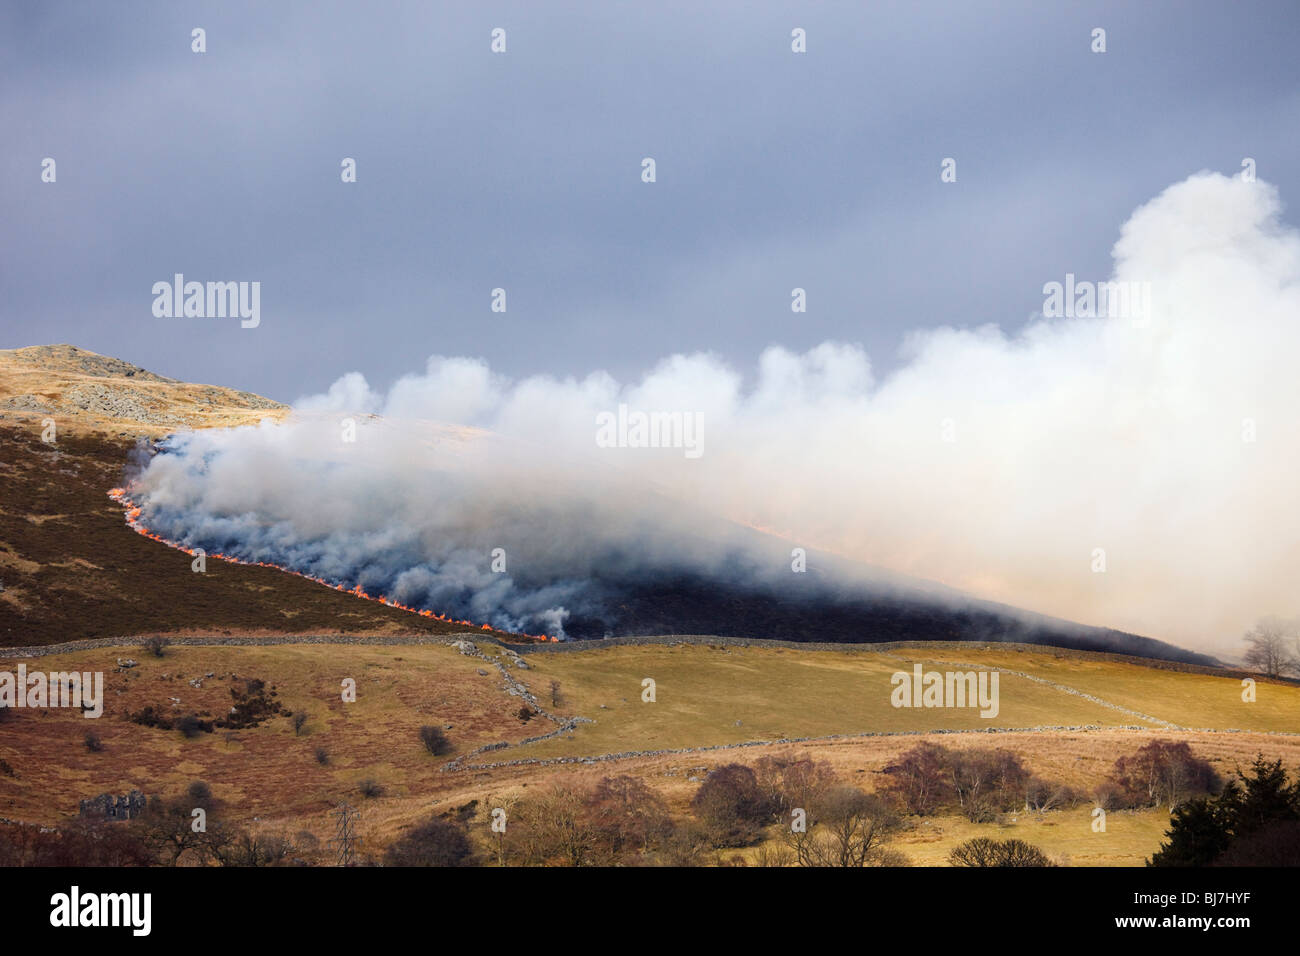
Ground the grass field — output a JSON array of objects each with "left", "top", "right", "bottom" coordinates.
[
  {"left": 915, "top": 646, "right": 1299, "bottom": 732},
  {"left": 506, "top": 641, "right": 1300, "bottom": 760},
  {"left": 4, "top": 636, "right": 1299, "bottom": 865}
]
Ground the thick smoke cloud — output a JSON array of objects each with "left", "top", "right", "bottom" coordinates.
[{"left": 130, "top": 173, "right": 1300, "bottom": 653}]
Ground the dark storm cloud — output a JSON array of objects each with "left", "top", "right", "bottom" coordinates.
[{"left": 3, "top": 1, "right": 1298, "bottom": 400}]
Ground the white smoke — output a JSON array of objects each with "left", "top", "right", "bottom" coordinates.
[{"left": 132, "top": 173, "right": 1300, "bottom": 653}]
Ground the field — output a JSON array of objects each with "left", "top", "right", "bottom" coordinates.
[{"left": 3, "top": 635, "right": 1297, "bottom": 865}]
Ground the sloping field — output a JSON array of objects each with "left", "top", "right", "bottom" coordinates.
[
  {"left": 4, "top": 636, "right": 1298, "bottom": 869},
  {"left": 503, "top": 640, "right": 1299, "bottom": 761},
  {"left": 508, "top": 643, "right": 1144, "bottom": 761},
  {"left": 0, "top": 640, "right": 539, "bottom": 825},
  {"left": 914, "top": 646, "right": 1299, "bottom": 732}
]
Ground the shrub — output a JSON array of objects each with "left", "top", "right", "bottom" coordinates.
[
  {"left": 690, "top": 764, "right": 774, "bottom": 847},
  {"left": 175, "top": 714, "right": 213, "bottom": 739},
  {"left": 210, "top": 830, "right": 297, "bottom": 867},
  {"left": 141, "top": 636, "right": 170, "bottom": 658},
  {"left": 950, "top": 749, "right": 1030, "bottom": 822},
  {"left": 650, "top": 820, "right": 713, "bottom": 867},
  {"left": 83, "top": 731, "right": 104, "bottom": 753},
  {"left": 315, "top": 747, "right": 330, "bottom": 765},
  {"left": 418, "top": 725, "right": 453, "bottom": 756},
  {"left": 383, "top": 817, "right": 477, "bottom": 867},
  {"left": 216, "top": 678, "right": 285, "bottom": 730},
  {"left": 585, "top": 775, "right": 673, "bottom": 858},
  {"left": 1111, "top": 740, "right": 1220, "bottom": 809},
  {"left": 186, "top": 781, "right": 215, "bottom": 810},
  {"left": 949, "top": 837, "right": 1054, "bottom": 867},
  {"left": 359, "top": 778, "right": 385, "bottom": 799},
  {"left": 292, "top": 711, "right": 308, "bottom": 735},
  {"left": 1024, "top": 776, "right": 1078, "bottom": 813}
]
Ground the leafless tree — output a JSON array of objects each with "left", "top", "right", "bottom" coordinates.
[
  {"left": 784, "top": 786, "right": 899, "bottom": 867},
  {"left": 1243, "top": 617, "right": 1299, "bottom": 678},
  {"left": 754, "top": 753, "right": 837, "bottom": 822},
  {"left": 1024, "top": 776, "right": 1077, "bottom": 813},
  {"left": 585, "top": 775, "right": 672, "bottom": 858},
  {"left": 1112, "top": 739, "right": 1219, "bottom": 810},
  {"left": 882, "top": 741, "right": 952, "bottom": 815},
  {"left": 503, "top": 783, "right": 600, "bottom": 866}
]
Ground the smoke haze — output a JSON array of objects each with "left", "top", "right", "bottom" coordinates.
[{"left": 128, "top": 173, "right": 1300, "bottom": 654}]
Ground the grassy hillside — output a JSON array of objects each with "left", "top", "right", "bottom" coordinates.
[
  {"left": 3, "top": 637, "right": 1297, "bottom": 865},
  {"left": 507, "top": 641, "right": 1298, "bottom": 760},
  {"left": 0, "top": 427, "right": 493, "bottom": 644}
]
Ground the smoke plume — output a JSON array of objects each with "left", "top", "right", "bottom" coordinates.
[{"left": 128, "top": 173, "right": 1300, "bottom": 654}]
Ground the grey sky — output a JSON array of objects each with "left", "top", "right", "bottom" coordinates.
[{"left": 3, "top": 0, "right": 1299, "bottom": 402}]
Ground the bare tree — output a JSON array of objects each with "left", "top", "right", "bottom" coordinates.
[
  {"left": 1243, "top": 617, "right": 1299, "bottom": 678},
  {"left": 211, "top": 829, "right": 296, "bottom": 867},
  {"left": 691, "top": 764, "right": 774, "bottom": 847},
  {"left": 882, "top": 742, "right": 951, "bottom": 815},
  {"left": 754, "top": 754, "right": 837, "bottom": 822},
  {"left": 503, "top": 783, "right": 599, "bottom": 866},
  {"left": 1024, "top": 776, "right": 1077, "bottom": 813},
  {"left": 584, "top": 775, "right": 672, "bottom": 858},
  {"left": 785, "top": 786, "right": 899, "bottom": 867},
  {"left": 944, "top": 749, "right": 1029, "bottom": 822},
  {"left": 1111, "top": 739, "right": 1219, "bottom": 810}
]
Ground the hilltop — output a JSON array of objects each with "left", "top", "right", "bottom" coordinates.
[{"left": 0, "top": 344, "right": 288, "bottom": 437}]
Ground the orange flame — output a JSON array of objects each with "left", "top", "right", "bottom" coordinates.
[{"left": 106, "top": 487, "right": 551, "bottom": 641}]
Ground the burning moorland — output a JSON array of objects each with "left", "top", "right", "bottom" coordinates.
[{"left": 2, "top": 336, "right": 1299, "bottom": 871}]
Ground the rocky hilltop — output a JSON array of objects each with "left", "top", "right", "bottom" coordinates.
[{"left": 0, "top": 344, "right": 287, "bottom": 437}]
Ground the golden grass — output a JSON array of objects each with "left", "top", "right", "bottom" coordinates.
[
  {"left": 915, "top": 646, "right": 1300, "bottom": 732},
  {"left": 3, "top": 638, "right": 1299, "bottom": 864}
]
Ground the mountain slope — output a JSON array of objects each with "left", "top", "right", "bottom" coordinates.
[{"left": 0, "top": 344, "right": 1213, "bottom": 666}]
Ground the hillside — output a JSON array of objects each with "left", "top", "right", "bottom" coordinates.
[
  {"left": 0, "top": 344, "right": 288, "bottom": 437},
  {"left": 0, "top": 343, "right": 1212, "bottom": 665},
  {"left": 1, "top": 636, "right": 1296, "bottom": 865},
  {"left": 0, "top": 426, "right": 497, "bottom": 643}
]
